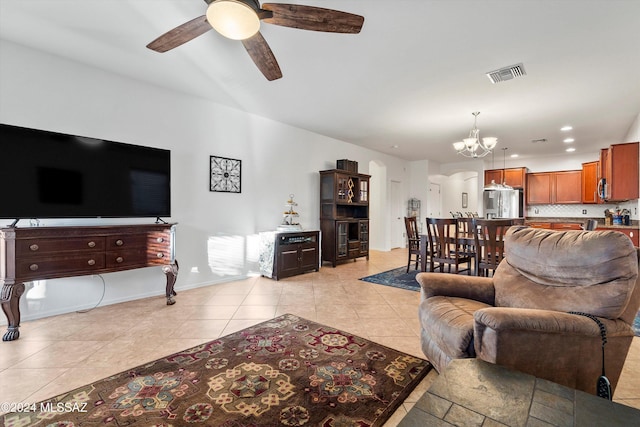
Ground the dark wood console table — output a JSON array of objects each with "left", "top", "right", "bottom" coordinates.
[
  {"left": 0, "top": 223, "right": 178, "bottom": 341},
  {"left": 273, "top": 231, "right": 320, "bottom": 280}
]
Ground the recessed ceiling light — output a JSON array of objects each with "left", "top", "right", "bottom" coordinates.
[
  {"left": 561, "top": 126, "right": 573, "bottom": 131},
  {"left": 566, "top": 147, "right": 576, "bottom": 152},
  {"left": 391, "top": 144, "right": 399, "bottom": 149},
  {"left": 563, "top": 138, "right": 575, "bottom": 143},
  {"left": 510, "top": 154, "right": 519, "bottom": 158}
]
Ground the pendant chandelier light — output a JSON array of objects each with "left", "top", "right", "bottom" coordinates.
[{"left": 452, "top": 112, "right": 498, "bottom": 158}]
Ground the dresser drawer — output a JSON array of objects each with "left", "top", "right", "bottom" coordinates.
[
  {"left": 106, "top": 234, "right": 148, "bottom": 249},
  {"left": 106, "top": 249, "right": 147, "bottom": 268},
  {"left": 16, "top": 253, "right": 105, "bottom": 279},
  {"left": 16, "top": 237, "right": 106, "bottom": 256}
]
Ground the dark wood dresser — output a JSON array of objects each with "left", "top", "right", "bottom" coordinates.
[{"left": 0, "top": 223, "right": 178, "bottom": 341}]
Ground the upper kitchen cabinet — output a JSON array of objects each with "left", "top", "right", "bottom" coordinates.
[
  {"left": 527, "top": 170, "right": 582, "bottom": 205},
  {"left": 599, "top": 142, "right": 639, "bottom": 202},
  {"left": 484, "top": 167, "right": 528, "bottom": 188},
  {"left": 527, "top": 172, "right": 552, "bottom": 204},
  {"left": 581, "top": 161, "right": 599, "bottom": 204}
]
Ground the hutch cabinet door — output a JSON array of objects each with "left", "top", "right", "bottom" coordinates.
[{"left": 336, "top": 221, "right": 349, "bottom": 259}]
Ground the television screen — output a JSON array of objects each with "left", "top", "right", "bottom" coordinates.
[{"left": 0, "top": 123, "right": 171, "bottom": 219}]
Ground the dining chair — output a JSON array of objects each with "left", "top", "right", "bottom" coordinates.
[
  {"left": 426, "top": 217, "right": 472, "bottom": 274},
  {"left": 404, "top": 216, "right": 421, "bottom": 273},
  {"left": 583, "top": 219, "right": 598, "bottom": 230},
  {"left": 456, "top": 217, "right": 478, "bottom": 275},
  {"left": 473, "top": 218, "right": 515, "bottom": 277}
]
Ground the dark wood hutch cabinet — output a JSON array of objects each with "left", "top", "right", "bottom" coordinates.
[{"left": 320, "top": 169, "right": 370, "bottom": 267}]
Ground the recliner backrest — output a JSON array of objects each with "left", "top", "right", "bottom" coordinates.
[{"left": 493, "top": 226, "right": 638, "bottom": 319}]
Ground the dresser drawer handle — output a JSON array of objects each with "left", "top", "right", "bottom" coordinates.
[
  {"left": 88, "top": 259, "right": 96, "bottom": 266},
  {"left": 116, "top": 257, "right": 124, "bottom": 263},
  {"left": 88, "top": 241, "right": 96, "bottom": 248},
  {"left": 157, "top": 252, "right": 164, "bottom": 258},
  {"left": 29, "top": 264, "right": 39, "bottom": 271},
  {"left": 115, "top": 239, "right": 124, "bottom": 246},
  {"left": 29, "top": 244, "right": 39, "bottom": 251},
  {"left": 157, "top": 237, "right": 164, "bottom": 243}
]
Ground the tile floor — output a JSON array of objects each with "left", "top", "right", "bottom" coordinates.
[{"left": 0, "top": 248, "right": 638, "bottom": 424}]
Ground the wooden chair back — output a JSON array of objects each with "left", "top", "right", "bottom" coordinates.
[
  {"left": 404, "top": 217, "right": 421, "bottom": 272},
  {"left": 473, "top": 218, "right": 515, "bottom": 276},
  {"left": 426, "top": 217, "right": 471, "bottom": 274}
]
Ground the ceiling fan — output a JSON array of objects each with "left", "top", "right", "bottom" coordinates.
[{"left": 146, "top": 0, "right": 364, "bottom": 81}]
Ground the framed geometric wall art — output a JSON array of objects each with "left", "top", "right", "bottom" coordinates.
[{"left": 210, "top": 156, "right": 241, "bottom": 193}]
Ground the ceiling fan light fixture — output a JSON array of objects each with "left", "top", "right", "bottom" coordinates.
[{"left": 207, "top": 0, "right": 260, "bottom": 40}]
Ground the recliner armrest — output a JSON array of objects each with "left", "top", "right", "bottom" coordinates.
[{"left": 416, "top": 272, "right": 495, "bottom": 305}]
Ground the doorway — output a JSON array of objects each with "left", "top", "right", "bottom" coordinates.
[
  {"left": 390, "top": 180, "right": 403, "bottom": 248},
  {"left": 428, "top": 182, "right": 441, "bottom": 218}
]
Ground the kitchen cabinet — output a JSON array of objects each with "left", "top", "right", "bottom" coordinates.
[
  {"left": 527, "top": 222, "right": 552, "bottom": 229},
  {"left": 581, "top": 161, "right": 599, "bottom": 204},
  {"left": 526, "top": 173, "right": 552, "bottom": 204},
  {"left": 551, "top": 222, "right": 583, "bottom": 230},
  {"left": 526, "top": 222, "right": 582, "bottom": 230},
  {"left": 484, "top": 167, "right": 527, "bottom": 188},
  {"left": 526, "top": 170, "right": 582, "bottom": 204},
  {"left": 600, "top": 142, "right": 639, "bottom": 202},
  {"left": 554, "top": 171, "right": 582, "bottom": 203},
  {"left": 596, "top": 227, "right": 639, "bottom": 246}
]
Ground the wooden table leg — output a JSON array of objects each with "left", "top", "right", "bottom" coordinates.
[
  {"left": 162, "top": 260, "right": 179, "bottom": 305},
  {"left": 1, "top": 282, "right": 25, "bottom": 341},
  {"left": 420, "top": 235, "right": 428, "bottom": 272}
]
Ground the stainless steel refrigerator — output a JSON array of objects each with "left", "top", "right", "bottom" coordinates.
[{"left": 483, "top": 186, "right": 523, "bottom": 218}]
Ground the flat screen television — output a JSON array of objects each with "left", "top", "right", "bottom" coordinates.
[{"left": 0, "top": 123, "right": 171, "bottom": 220}]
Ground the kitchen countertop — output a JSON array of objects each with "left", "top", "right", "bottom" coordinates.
[{"left": 525, "top": 217, "right": 638, "bottom": 229}]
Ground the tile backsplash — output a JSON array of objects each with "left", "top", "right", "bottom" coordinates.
[{"left": 526, "top": 200, "right": 638, "bottom": 219}]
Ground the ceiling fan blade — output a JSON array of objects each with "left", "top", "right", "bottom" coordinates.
[
  {"left": 261, "top": 3, "right": 364, "bottom": 34},
  {"left": 241, "top": 32, "right": 282, "bottom": 81},
  {"left": 147, "top": 15, "right": 212, "bottom": 52}
]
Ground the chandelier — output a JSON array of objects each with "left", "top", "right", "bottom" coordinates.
[{"left": 452, "top": 112, "right": 498, "bottom": 158}]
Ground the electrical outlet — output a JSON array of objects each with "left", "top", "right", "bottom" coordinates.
[{"left": 582, "top": 209, "right": 587, "bottom": 215}]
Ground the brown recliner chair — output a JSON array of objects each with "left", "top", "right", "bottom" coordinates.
[{"left": 417, "top": 226, "right": 640, "bottom": 395}]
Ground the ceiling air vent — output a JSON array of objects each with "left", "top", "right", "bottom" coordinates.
[
  {"left": 531, "top": 138, "right": 547, "bottom": 144},
  {"left": 486, "top": 63, "right": 526, "bottom": 84}
]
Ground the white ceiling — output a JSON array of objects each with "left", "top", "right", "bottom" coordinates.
[{"left": 1, "top": 0, "right": 639, "bottom": 164}]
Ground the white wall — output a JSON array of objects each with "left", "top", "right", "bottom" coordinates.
[
  {"left": 0, "top": 40, "right": 410, "bottom": 324},
  {"left": 624, "top": 112, "right": 640, "bottom": 142}
]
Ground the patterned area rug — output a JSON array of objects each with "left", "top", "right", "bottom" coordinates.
[
  {"left": 2, "top": 314, "right": 431, "bottom": 426},
  {"left": 359, "top": 267, "right": 421, "bottom": 291},
  {"left": 361, "top": 268, "right": 640, "bottom": 337}
]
